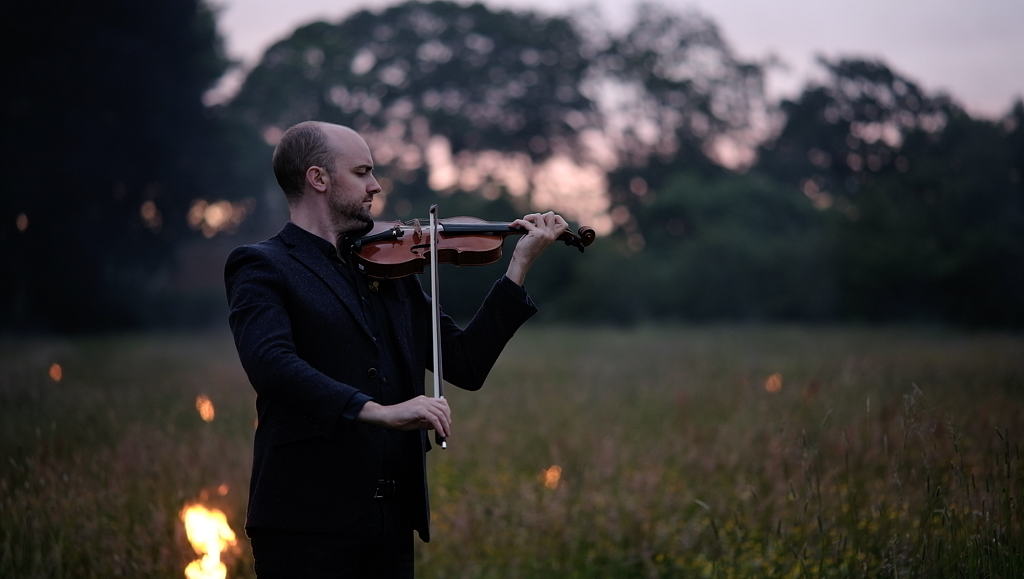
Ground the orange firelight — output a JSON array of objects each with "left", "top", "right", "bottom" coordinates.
[
  {"left": 542, "top": 465, "right": 562, "bottom": 489},
  {"left": 181, "top": 504, "right": 236, "bottom": 579},
  {"left": 48, "top": 363, "right": 63, "bottom": 382},
  {"left": 195, "top": 395, "right": 215, "bottom": 422}
]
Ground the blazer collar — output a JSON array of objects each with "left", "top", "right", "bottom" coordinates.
[{"left": 278, "top": 222, "right": 374, "bottom": 339}]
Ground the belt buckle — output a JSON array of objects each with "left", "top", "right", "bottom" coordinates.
[{"left": 374, "top": 479, "right": 395, "bottom": 499}]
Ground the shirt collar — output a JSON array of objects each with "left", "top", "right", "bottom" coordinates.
[{"left": 296, "top": 226, "right": 342, "bottom": 263}]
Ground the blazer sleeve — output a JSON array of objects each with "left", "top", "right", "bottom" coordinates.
[
  {"left": 225, "top": 243, "right": 370, "bottom": 435},
  {"left": 416, "top": 275, "right": 539, "bottom": 391}
]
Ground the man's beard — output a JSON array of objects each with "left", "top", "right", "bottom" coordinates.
[{"left": 327, "top": 185, "right": 372, "bottom": 234}]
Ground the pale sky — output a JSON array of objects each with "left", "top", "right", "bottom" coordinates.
[{"left": 212, "top": 0, "right": 1024, "bottom": 119}]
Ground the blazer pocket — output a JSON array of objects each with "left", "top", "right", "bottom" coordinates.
[{"left": 269, "top": 417, "right": 325, "bottom": 447}]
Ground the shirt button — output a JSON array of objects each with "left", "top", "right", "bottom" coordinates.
[{"left": 367, "top": 368, "right": 378, "bottom": 378}]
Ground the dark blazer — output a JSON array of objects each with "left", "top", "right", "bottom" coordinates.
[{"left": 225, "top": 222, "right": 537, "bottom": 541}]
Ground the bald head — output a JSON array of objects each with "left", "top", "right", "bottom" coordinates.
[{"left": 273, "top": 121, "right": 364, "bottom": 203}]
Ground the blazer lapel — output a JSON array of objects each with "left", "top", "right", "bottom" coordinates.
[{"left": 279, "top": 223, "right": 374, "bottom": 340}]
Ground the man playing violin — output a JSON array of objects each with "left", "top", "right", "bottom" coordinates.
[{"left": 224, "top": 121, "right": 568, "bottom": 578}]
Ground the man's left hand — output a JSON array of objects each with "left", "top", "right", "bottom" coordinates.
[{"left": 505, "top": 212, "right": 569, "bottom": 286}]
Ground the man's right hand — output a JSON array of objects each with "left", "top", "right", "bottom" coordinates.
[{"left": 357, "top": 396, "right": 451, "bottom": 437}]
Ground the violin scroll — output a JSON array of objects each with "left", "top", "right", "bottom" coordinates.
[{"left": 564, "top": 226, "right": 596, "bottom": 253}]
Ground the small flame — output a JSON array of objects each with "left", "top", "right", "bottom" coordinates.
[
  {"left": 49, "top": 363, "right": 63, "bottom": 382},
  {"left": 765, "top": 373, "right": 783, "bottom": 393},
  {"left": 196, "top": 395, "right": 215, "bottom": 422},
  {"left": 181, "top": 504, "right": 236, "bottom": 579},
  {"left": 542, "top": 465, "right": 562, "bottom": 489}
]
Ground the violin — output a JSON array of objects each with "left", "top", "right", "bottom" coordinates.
[{"left": 349, "top": 215, "right": 596, "bottom": 279}]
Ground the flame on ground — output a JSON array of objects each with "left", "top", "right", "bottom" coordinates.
[
  {"left": 181, "top": 504, "right": 236, "bottom": 579},
  {"left": 195, "top": 395, "right": 215, "bottom": 422},
  {"left": 542, "top": 465, "right": 562, "bottom": 490}
]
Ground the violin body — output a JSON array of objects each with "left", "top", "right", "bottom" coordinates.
[{"left": 350, "top": 216, "right": 595, "bottom": 279}]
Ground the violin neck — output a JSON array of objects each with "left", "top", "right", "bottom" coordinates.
[
  {"left": 438, "top": 222, "right": 517, "bottom": 236},
  {"left": 440, "top": 221, "right": 582, "bottom": 247}
]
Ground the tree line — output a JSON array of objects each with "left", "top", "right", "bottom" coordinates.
[{"left": 2, "top": 0, "right": 1021, "bottom": 331}]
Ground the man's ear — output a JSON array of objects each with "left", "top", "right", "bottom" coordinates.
[{"left": 305, "top": 166, "right": 330, "bottom": 193}]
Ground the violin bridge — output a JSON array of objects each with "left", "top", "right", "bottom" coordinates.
[{"left": 411, "top": 219, "right": 423, "bottom": 242}]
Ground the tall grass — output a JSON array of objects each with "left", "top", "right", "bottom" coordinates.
[
  {"left": 1, "top": 326, "right": 1021, "bottom": 578},
  {"left": 0, "top": 331, "right": 253, "bottom": 578}
]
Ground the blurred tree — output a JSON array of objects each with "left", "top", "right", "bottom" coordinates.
[
  {"left": 551, "top": 171, "right": 834, "bottom": 322},
  {"left": 227, "top": 1, "right": 598, "bottom": 220},
  {"left": 832, "top": 105, "right": 1024, "bottom": 325},
  {"left": 756, "top": 58, "right": 1024, "bottom": 327},
  {"left": 592, "top": 2, "right": 768, "bottom": 200},
  {"left": 1006, "top": 99, "right": 1024, "bottom": 205},
  {"left": 234, "top": 1, "right": 595, "bottom": 150},
  {"left": 225, "top": 1, "right": 765, "bottom": 229},
  {"left": 0, "top": 0, "right": 256, "bottom": 331},
  {"left": 757, "top": 57, "right": 953, "bottom": 196}
]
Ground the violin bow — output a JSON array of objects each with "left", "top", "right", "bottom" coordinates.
[{"left": 428, "top": 205, "right": 447, "bottom": 449}]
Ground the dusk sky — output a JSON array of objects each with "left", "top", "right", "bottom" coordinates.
[{"left": 212, "top": 0, "right": 1023, "bottom": 119}]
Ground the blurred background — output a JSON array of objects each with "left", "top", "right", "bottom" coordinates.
[
  {"left": 2, "top": 0, "right": 1022, "bottom": 332},
  {"left": 3, "top": 4, "right": 1023, "bottom": 577}
]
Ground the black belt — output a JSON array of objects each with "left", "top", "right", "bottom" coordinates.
[{"left": 373, "top": 479, "right": 398, "bottom": 499}]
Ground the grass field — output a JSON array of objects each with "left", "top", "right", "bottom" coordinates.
[{"left": 1, "top": 326, "right": 1022, "bottom": 578}]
